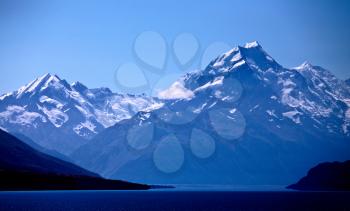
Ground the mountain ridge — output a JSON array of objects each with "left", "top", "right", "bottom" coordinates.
[
  {"left": 0, "top": 128, "right": 98, "bottom": 177},
  {"left": 287, "top": 160, "right": 350, "bottom": 191},
  {"left": 0, "top": 128, "right": 150, "bottom": 190}
]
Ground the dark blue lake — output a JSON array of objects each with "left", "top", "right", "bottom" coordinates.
[{"left": 0, "top": 186, "right": 349, "bottom": 211}]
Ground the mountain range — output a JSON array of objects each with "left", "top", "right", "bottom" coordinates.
[
  {"left": 0, "top": 74, "right": 161, "bottom": 155},
  {"left": 1, "top": 41, "right": 349, "bottom": 186},
  {"left": 71, "top": 41, "right": 350, "bottom": 185}
]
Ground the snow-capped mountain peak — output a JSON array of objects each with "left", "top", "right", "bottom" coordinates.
[
  {"left": 237, "top": 41, "right": 280, "bottom": 70},
  {"left": 0, "top": 74, "right": 161, "bottom": 155},
  {"left": 71, "top": 41, "right": 350, "bottom": 185},
  {"left": 208, "top": 41, "right": 280, "bottom": 75},
  {"left": 14, "top": 73, "right": 72, "bottom": 99},
  {"left": 294, "top": 61, "right": 313, "bottom": 70}
]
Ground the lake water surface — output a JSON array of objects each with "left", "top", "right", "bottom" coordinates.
[{"left": 0, "top": 186, "right": 349, "bottom": 210}]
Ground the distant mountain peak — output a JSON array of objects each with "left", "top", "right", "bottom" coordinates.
[
  {"left": 294, "top": 61, "right": 314, "bottom": 70},
  {"left": 36, "top": 73, "right": 61, "bottom": 84},
  {"left": 207, "top": 41, "right": 280, "bottom": 75},
  {"left": 15, "top": 73, "right": 69, "bottom": 99}
]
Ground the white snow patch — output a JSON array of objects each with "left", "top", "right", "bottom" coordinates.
[
  {"left": 208, "top": 101, "right": 217, "bottom": 109},
  {"left": 244, "top": 41, "right": 259, "bottom": 48},
  {"left": 143, "top": 102, "right": 164, "bottom": 112},
  {"left": 0, "top": 92, "right": 13, "bottom": 100},
  {"left": 73, "top": 120, "right": 97, "bottom": 136},
  {"left": 230, "top": 52, "right": 242, "bottom": 63},
  {"left": 192, "top": 103, "right": 207, "bottom": 114},
  {"left": 40, "top": 75, "right": 61, "bottom": 91},
  {"left": 212, "top": 49, "right": 237, "bottom": 68},
  {"left": 231, "top": 60, "right": 246, "bottom": 69},
  {"left": 25, "top": 74, "right": 59, "bottom": 93},
  {"left": 16, "top": 79, "right": 38, "bottom": 98},
  {"left": 0, "top": 126, "right": 8, "bottom": 132},
  {"left": 26, "top": 76, "right": 46, "bottom": 93},
  {"left": 229, "top": 108, "right": 237, "bottom": 114},
  {"left": 92, "top": 96, "right": 162, "bottom": 128},
  {"left": 342, "top": 101, "right": 350, "bottom": 134},
  {"left": 69, "top": 91, "right": 86, "bottom": 104},
  {"left": 266, "top": 56, "right": 274, "bottom": 62},
  {"left": 0, "top": 105, "right": 46, "bottom": 126},
  {"left": 39, "top": 106, "right": 69, "bottom": 128},
  {"left": 195, "top": 76, "right": 224, "bottom": 92},
  {"left": 293, "top": 61, "right": 312, "bottom": 70},
  {"left": 140, "top": 112, "right": 151, "bottom": 121},
  {"left": 39, "top": 96, "right": 64, "bottom": 109},
  {"left": 249, "top": 104, "right": 259, "bottom": 112},
  {"left": 278, "top": 78, "right": 301, "bottom": 107},
  {"left": 266, "top": 110, "right": 278, "bottom": 118},
  {"left": 223, "top": 48, "right": 237, "bottom": 58},
  {"left": 75, "top": 105, "right": 92, "bottom": 117},
  {"left": 157, "top": 81, "right": 194, "bottom": 100},
  {"left": 283, "top": 110, "right": 302, "bottom": 124},
  {"left": 213, "top": 60, "right": 224, "bottom": 67},
  {"left": 93, "top": 109, "right": 121, "bottom": 128}
]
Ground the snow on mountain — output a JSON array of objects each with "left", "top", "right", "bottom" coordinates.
[
  {"left": 72, "top": 41, "right": 350, "bottom": 185},
  {"left": 0, "top": 74, "right": 162, "bottom": 155},
  {"left": 157, "top": 81, "right": 194, "bottom": 100}
]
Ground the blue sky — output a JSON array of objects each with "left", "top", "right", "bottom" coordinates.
[{"left": 1, "top": 0, "right": 350, "bottom": 95}]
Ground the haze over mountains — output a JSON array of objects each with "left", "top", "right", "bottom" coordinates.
[{"left": 1, "top": 41, "right": 349, "bottom": 186}]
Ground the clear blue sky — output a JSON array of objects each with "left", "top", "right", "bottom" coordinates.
[{"left": 1, "top": 0, "right": 350, "bottom": 95}]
